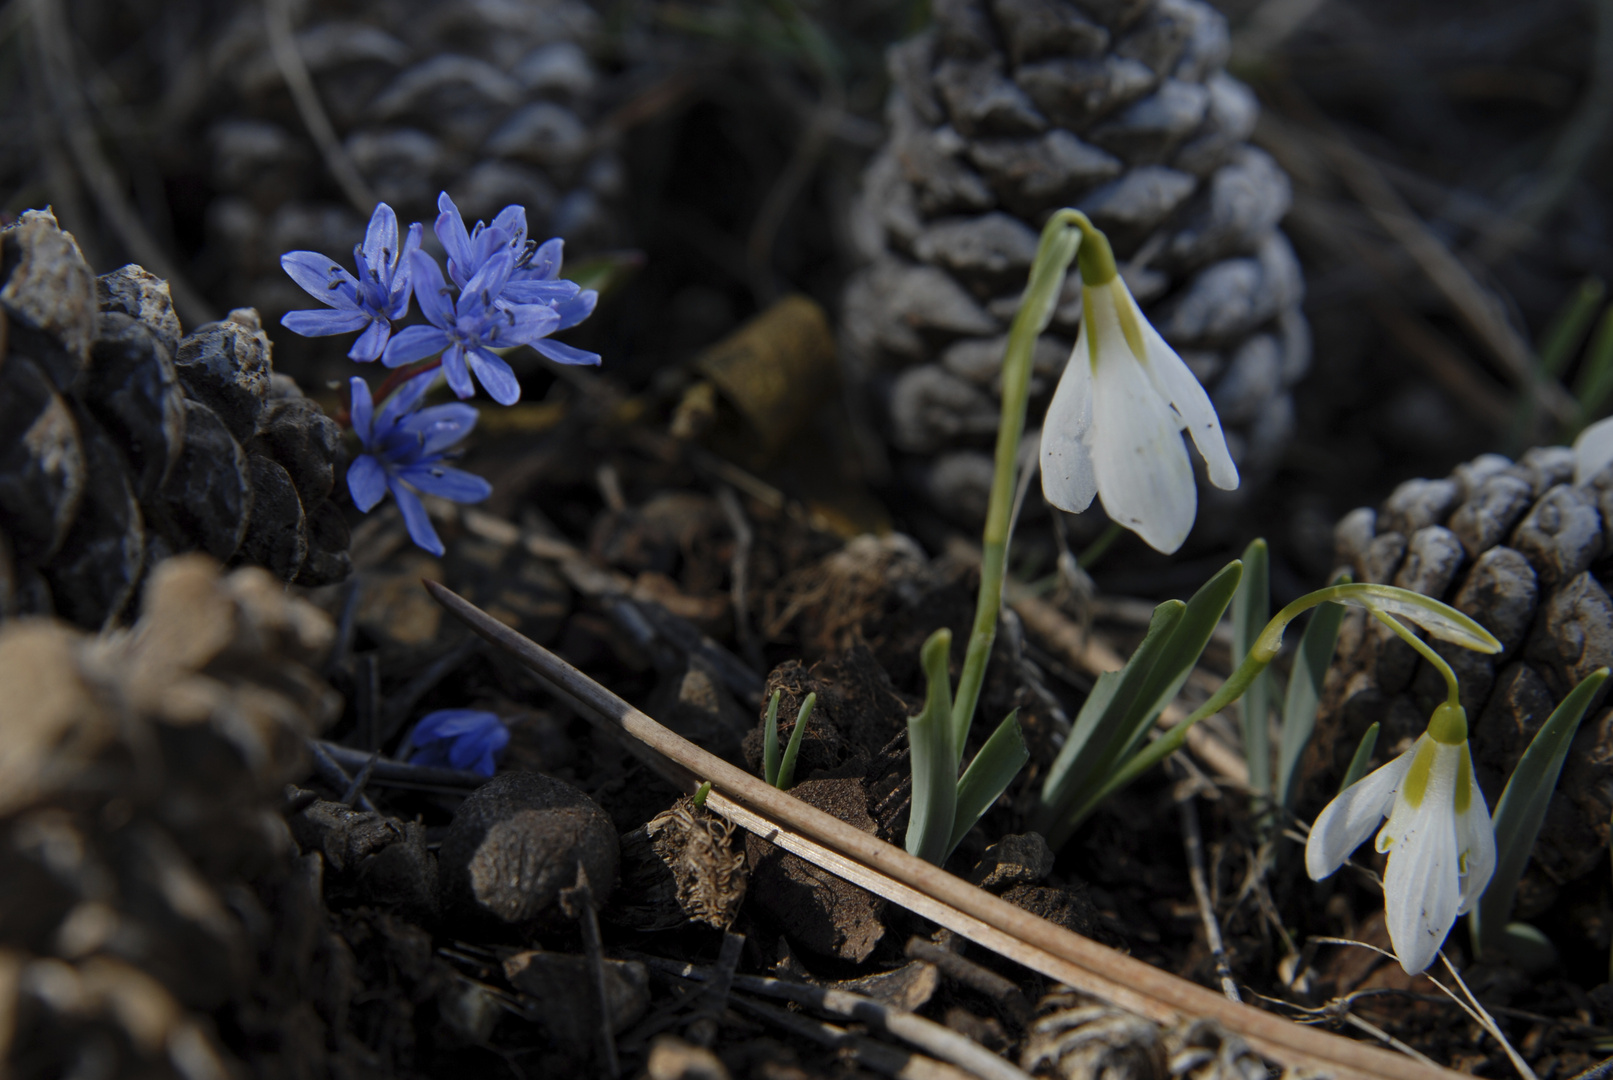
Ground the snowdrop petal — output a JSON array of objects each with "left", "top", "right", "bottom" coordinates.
[
  {"left": 1305, "top": 746, "right": 1415, "bottom": 881},
  {"left": 1382, "top": 740, "right": 1462, "bottom": 974},
  {"left": 1123, "top": 285, "right": 1239, "bottom": 492},
  {"left": 347, "top": 454, "right": 388, "bottom": 512},
  {"left": 1040, "top": 329, "right": 1098, "bottom": 514},
  {"left": 1088, "top": 292, "right": 1197, "bottom": 554},
  {"left": 1453, "top": 745, "right": 1497, "bottom": 915},
  {"left": 1574, "top": 415, "right": 1613, "bottom": 485}
]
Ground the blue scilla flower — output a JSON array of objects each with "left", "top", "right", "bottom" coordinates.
[
  {"left": 407, "top": 709, "right": 508, "bottom": 776},
  {"left": 434, "top": 193, "right": 602, "bottom": 367},
  {"left": 380, "top": 249, "right": 560, "bottom": 405},
  {"left": 280, "top": 202, "right": 422, "bottom": 361},
  {"left": 347, "top": 373, "right": 492, "bottom": 556}
]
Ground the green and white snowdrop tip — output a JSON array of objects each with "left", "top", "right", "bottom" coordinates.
[
  {"left": 1039, "top": 217, "right": 1240, "bottom": 556},
  {"left": 1305, "top": 701, "right": 1497, "bottom": 975}
]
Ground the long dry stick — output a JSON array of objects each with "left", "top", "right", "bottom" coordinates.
[{"left": 424, "top": 581, "right": 1466, "bottom": 1080}]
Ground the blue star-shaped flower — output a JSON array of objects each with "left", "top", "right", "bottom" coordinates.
[
  {"left": 379, "top": 249, "right": 562, "bottom": 405},
  {"left": 434, "top": 192, "right": 602, "bottom": 367},
  {"left": 407, "top": 709, "right": 508, "bottom": 776},
  {"left": 280, "top": 202, "right": 422, "bottom": 361},
  {"left": 346, "top": 373, "right": 492, "bottom": 556}
]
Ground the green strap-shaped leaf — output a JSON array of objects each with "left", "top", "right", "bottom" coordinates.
[
  {"left": 950, "top": 710, "right": 1029, "bottom": 857},
  {"left": 1471, "top": 667, "right": 1610, "bottom": 957},
  {"left": 1233, "top": 540, "right": 1271, "bottom": 797},
  {"left": 777, "top": 693, "right": 816, "bottom": 790},
  {"left": 1289, "top": 583, "right": 1499, "bottom": 654},
  {"left": 762, "top": 689, "right": 782, "bottom": 787},
  {"left": 1538, "top": 276, "right": 1605, "bottom": 378},
  {"left": 1278, "top": 588, "right": 1348, "bottom": 810},
  {"left": 1337, "top": 723, "right": 1380, "bottom": 795},
  {"left": 906, "top": 629, "right": 959, "bottom": 864}
]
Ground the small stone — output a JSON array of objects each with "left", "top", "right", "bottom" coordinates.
[
  {"left": 40, "top": 408, "right": 144, "bottom": 629},
  {"left": 1088, "top": 78, "right": 1209, "bottom": 165},
  {"left": 1391, "top": 526, "right": 1465, "bottom": 600},
  {"left": 968, "top": 130, "right": 1123, "bottom": 217},
  {"left": 437, "top": 771, "right": 619, "bottom": 932},
  {"left": 1453, "top": 546, "right": 1538, "bottom": 658},
  {"left": 251, "top": 396, "right": 340, "bottom": 508},
  {"left": 934, "top": 57, "right": 1049, "bottom": 137},
  {"left": 1078, "top": 165, "right": 1198, "bottom": 248},
  {"left": 1162, "top": 147, "right": 1290, "bottom": 268},
  {"left": 746, "top": 778, "right": 886, "bottom": 961},
  {"left": 82, "top": 312, "right": 188, "bottom": 500},
  {"left": 891, "top": 365, "right": 1001, "bottom": 452},
  {"left": 990, "top": 0, "right": 1109, "bottom": 64},
  {"left": 913, "top": 212, "right": 1042, "bottom": 294},
  {"left": 96, "top": 265, "right": 183, "bottom": 355},
  {"left": 1448, "top": 473, "right": 1535, "bottom": 557},
  {"left": 1209, "top": 334, "right": 1280, "bottom": 426},
  {"left": 0, "top": 355, "right": 85, "bottom": 564},
  {"left": 933, "top": 0, "right": 999, "bottom": 57},
  {"left": 235, "top": 454, "right": 308, "bottom": 583},
  {"left": 1014, "top": 55, "right": 1156, "bottom": 132},
  {"left": 174, "top": 309, "right": 274, "bottom": 444},
  {"left": 1173, "top": 73, "right": 1259, "bottom": 177},
  {"left": 154, "top": 400, "right": 253, "bottom": 563},
  {"left": 504, "top": 949, "right": 650, "bottom": 1037},
  {"left": 887, "top": 31, "right": 943, "bottom": 125},
  {"left": 1379, "top": 477, "right": 1460, "bottom": 537},
  {"left": 1511, "top": 484, "right": 1603, "bottom": 589},
  {"left": 969, "top": 832, "right": 1055, "bottom": 890},
  {"left": 0, "top": 208, "right": 96, "bottom": 391}
]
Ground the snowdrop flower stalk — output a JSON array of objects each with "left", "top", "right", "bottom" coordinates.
[
  {"left": 1040, "top": 215, "right": 1240, "bottom": 554},
  {"left": 1305, "top": 612, "right": 1497, "bottom": 975}
]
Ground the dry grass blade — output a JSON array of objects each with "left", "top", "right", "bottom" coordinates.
[{"left": 423, "top": 580, "right": 1465, "bottom": 1080}]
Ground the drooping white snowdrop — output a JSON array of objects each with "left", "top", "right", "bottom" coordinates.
[
  {"left": 1305, "top": 702, "right": 1497, "bottom": 974},
  {"left": 1039, "top": 226, "right": 1239, "bottom": 554}
]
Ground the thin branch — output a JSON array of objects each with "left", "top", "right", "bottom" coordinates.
[{"left": 1178, "top": 787, "right": 1240, "bottom": 1002}]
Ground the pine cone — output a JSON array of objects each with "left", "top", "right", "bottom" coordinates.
[
  {"left": 842, "top": 0, "right": 1307, "bottom": 523},
  {"left": 1307, "top": 445, "right": 1613, "bottom": 917},
  {"left": 197, "top": 0, "right": 624, "bottom": 372},
  {"left": 0, "top": 554, "right": 344, "bottom": 1080},
  {"left": 0, "top": 208, "right": 351, "bottom": 630}
]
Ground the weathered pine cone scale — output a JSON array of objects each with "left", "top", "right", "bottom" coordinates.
[{"left": 1, "top": 208, "right": 351, "bottom": 630}]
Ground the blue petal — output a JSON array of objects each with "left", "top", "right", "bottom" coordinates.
[
  {"left": 440, "top": 344, "right": 475, "bottom": 399},
  {"left": 411, "top": 708, "right": 497, "bottom": 742},
  {"left": 347, "top": 454, "right": 388, "bottom": 511},
  {"left": 491, "top": 204, "right": 527, "bottom": 248},
  {"left": 534, "top": 339, "right": 602, "bottom": 367},
  {"left": 462, "top": 250, "right": 515, "bottom": 310},
  {"left": 553, "top": 289, "right": 598, "bottom": 331},
  {"left": 407, "top": 249, "right": 455, "bottom": 328},
  {"left": 282, "top": 308, "right": 369, "bottom": 337},
  {"left": 363, "top": 202, "right": 400, "bottom": 278},
  {"left": 382, "top": 324, "right": 450, "bottom": 367},
  {"left": 466, "top": 347, "right": 520, "bottom": 405},
  {"left": 389, "top": 477, "right": 444, "bottom": 556},
  {"left": 384, "top": 223, "right": 424, "bottom": 318},
  {"left": 502, "top": 302, "right": 561, "bottom": 345},
  {"left": 281, "top": 251, "right": 361, "bottom": 307},
  {"left": 398, "top": 463, "right": 493, "bottom": 503},
  {"left": 500, "top": 278, "right": 580, "bottom": 304},
  {"left": 347, "top": 318, "right": 392, "bottom": 362},
  {"left": 526, "top": 237, "right": 564, "bottom": 279},
  {"left": 375, "top": 369, "right": 439, "bottom": 434},
  {"left": 348, "top": 377, "right": 375, "bottom": 444},
  {"left": 403, "top": 402, "right": 480, "bottom": 454},
  {"left": 435, "top": 191, "right": 475, "bottom": 287},
  {"left": 470, "top": 224, "right": 515, "bottom": 276}
]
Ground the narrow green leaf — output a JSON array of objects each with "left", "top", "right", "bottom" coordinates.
[
  {"left": 1233, "top": 540, "right": 1271, "bottom": 797},
  {"left": 906, "top": 629, "right": 959, "bottom": 864},
  {"left": 1338, "top": 723, "right": 1380, "bottom": 795},
  {"left": 949, "top": 711, "right": 1029, "bottom": 857},
  {"left": 1033, "top": 601, "right": 1185, "bottom": 834},
  {"left": 762, "top": 689, "right": 782, "bottom": 787},
  {"left": 1538, "top": 276, "right": 1605, "bottom": 378},
  {"left": 1472, "top": 667, "right": 1610, "bottom": 957},
  {"left": 1278, "top": 587, "right": 1348, "bottom": 810},
  {"left": 1574, "top": 304, "right": 1613, "bottom": 424},
  {"left": 777, "top": 693, "right": 816, "bottom": 790},
  {"left": 693, "top": 780, "right": 712, "bottom": 807},
  {"left": 1298, "top": 583, "right": 1501, "bottom": 654}
]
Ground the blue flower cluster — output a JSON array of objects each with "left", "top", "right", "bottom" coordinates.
[
  {"left": 280, "top": 194, "right": 600, "bottom": 555},
  {"left": 407, "top": 709, "right": 509, "bottom": 777}
]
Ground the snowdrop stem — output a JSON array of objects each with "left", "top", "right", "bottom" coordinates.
[
  {"left": 949, "top": 210, "right": 1089, "bottom": 753},
  {"left": 1368, "top": 608, "right": 1462, "bottom": 708}
]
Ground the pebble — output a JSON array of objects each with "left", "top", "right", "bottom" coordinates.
[
  {"left": 1452, "top": 546, "right": 1538, "bottom": 657},
  {"left": 990, "top": 0, "right": 1110, "bottom": 64},
  {"left": 967, "top": 130, "right": 1124, "bottom": 217},
  {"left": 968, "top": 832, "right": 1055, "bottom": 890},
  {"left": 934, "top": 57, "right": 1049, "bottom": 137},
  {"left": 1511, "top": 484, "right": 1603, "bottom": 589},
  {"left": 1014, "top": 55, "right": 1157, "bottom": 132}
]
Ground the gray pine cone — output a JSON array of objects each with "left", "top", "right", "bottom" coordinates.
[
  {"left": 842, "top": 0, "right": 1307, "bottom": 524},
  {"left": 0, "top": 208, "right": 351, "bottom": 630},
  {"left": 199, "top": 0, "right": 624, "bottom": 369},
  {"left": 1308, "top": 444, "right": 1613, "bottom": 921}
]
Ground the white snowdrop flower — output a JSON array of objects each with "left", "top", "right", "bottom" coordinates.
[
  {"left": 1305, "top": 703, "right": 1497, "bottom": 974},
  {"left": 1039, "top": 227, "right": 1239, "bottom": 555}
]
